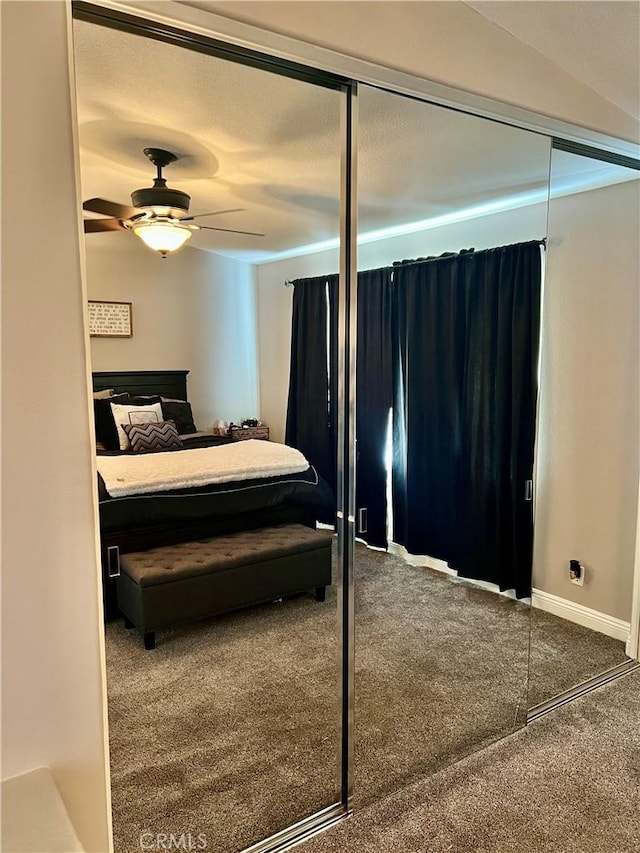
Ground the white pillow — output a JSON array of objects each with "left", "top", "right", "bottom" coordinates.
[
  {"left": 93, "top": 388, "right": 115, "bottom": 399},
  {"left": 110, "top": 401, "right": 163, "bottom": 450}
]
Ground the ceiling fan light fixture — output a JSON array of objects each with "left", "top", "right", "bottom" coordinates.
[{"left": 133, "top": 221, "right": 192, "bottom": 257}]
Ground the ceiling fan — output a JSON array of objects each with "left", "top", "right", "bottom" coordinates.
[{"left": 83, "top": 147, "right": 264, "bottom": 258}]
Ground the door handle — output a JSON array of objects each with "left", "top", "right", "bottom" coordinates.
[{"left": 107, "top": 545, "right": 120, "bottom": 578}]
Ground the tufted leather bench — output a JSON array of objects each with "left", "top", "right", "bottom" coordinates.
[{"left": 116, "top": 523, "right": 332, "bottom": 649}]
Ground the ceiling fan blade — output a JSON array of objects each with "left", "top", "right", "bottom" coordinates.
[
  {"left": 84, "top": 218, "right": 127, "bottom": 233},
  {"left": 197, "top": 225, "right": 265, "bottom": 237},
  {"left": 83, "top": 198, "right": 140, "bottom": 220},
  {"left": 180, "top": 208, "right": 245, "bottom": 222}
]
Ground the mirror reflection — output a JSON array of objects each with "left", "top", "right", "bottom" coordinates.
[
  {"left": 353, "top": 86, "right": 551, "bottom": 805},
  {"left": 74, "top": 19, "right": 343, "bottom": 853},
  {"left": 529, "top": 150, "right": 639, "bottom": 710},
  {"left": 74, "top": 14, "right": 639, "bottom": 846}
]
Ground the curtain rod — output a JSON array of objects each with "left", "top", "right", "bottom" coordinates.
[
  {"left": 390, "top": 238, "right": 546, "bottom": 270},
  {"left": 283, "top": 238, "right": 546, "bottom": 286}
]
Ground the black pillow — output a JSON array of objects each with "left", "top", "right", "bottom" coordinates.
[
  {"left": 93, "top": 393, "right": 129, "bottom": 449},
  {"left": 160, "top": 400, "right": 197, "bottom": 435},
  {"left": 94, "top": 394, "right": 162, "bottom": 449}
]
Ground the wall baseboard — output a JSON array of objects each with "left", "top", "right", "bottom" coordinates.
[{"left": 532, "top": 588, "right": 630, "bottom": 642}]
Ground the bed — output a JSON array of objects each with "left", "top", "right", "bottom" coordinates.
[{"left": 93, "top": 370, "right": 334, "bottom": 618}]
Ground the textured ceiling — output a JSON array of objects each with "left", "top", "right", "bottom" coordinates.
[
  {"left": 73, "top": 16, "right": 637, "bottom": 263},
  {"left": 73, "top": 19, "right": 342, "bottom": 261},
  {"left": 466, "top": 1, "right": 640, "bottom": 121}
]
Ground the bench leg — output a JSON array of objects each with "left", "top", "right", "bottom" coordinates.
[
  {"left": 314, "top": 586, "right": 326, "bottom": 602},
  {"left": 143, "top": 631, "right": 156, "bottom": 651},
  {"left": 123, "top": 616, "right": 134, "bottom": 630}
]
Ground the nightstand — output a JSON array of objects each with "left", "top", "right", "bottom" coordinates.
[{"left": 229, "top": 426, "right": 269, "bottom": 441}]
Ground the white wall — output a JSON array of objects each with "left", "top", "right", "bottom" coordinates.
[
  {"left": 86, "top": 235, "right": 259, "bottom": 429},
  {"left": 1, "top": 3, "right": 111, "bottom": 851},
  {"left": 257, "top": 202, "right": 548, "bottom": 441},
  {"left": 534, "top": 179, "right": 640, "bottom": 622}
]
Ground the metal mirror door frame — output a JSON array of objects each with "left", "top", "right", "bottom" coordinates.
[{"left": 72, "top": 3, "right": 358, "bottom": 851}]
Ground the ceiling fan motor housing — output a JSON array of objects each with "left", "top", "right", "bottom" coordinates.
[
  {"left": 131, "top": 184, "right": 191, "bottom": 217},
  {"left": 131, "top": 147, "right": 190, "bottom": 217}
]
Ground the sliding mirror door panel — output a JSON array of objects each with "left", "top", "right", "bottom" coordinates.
[
  {"left": 73, "top": 16, "right": 345, "bottom": 852},
  {"left": 528, "top": 149, "right": 640, "bottom": 711},
  {"left": 354, "top": 85, "right": 550, "bottom": 804}
]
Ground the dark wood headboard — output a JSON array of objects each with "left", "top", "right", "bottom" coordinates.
[{"left": 92, "top": 370, "right": 189, "bottom": 401}]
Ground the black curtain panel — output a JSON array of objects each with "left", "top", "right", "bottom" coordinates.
[
  {"left": 454, "top": 242, "right": 542, "bottom": 596},
  {"left": 285, "top": 276, "right": 336, "bottom": 521},
  {"left": 355, "top": 268, "right": 394, "bottom": 548},
  {"left": 391, "top": 242, "right": 541, "bottom": 596},
  {"left": 285, "top": 241, "right": 541, "bottom": 594},
  {"left": 391, "top": 257, "right": 466, "bottom": 561}
]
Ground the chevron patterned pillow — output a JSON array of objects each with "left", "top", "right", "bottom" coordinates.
[{"left": 121, "top": 419, "right": 183, "bottom": 453}]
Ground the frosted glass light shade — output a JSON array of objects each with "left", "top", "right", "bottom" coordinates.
[{"left": 133, "top": 221, "right": 192, "bottom": 256}]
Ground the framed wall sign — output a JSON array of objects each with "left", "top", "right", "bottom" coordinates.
[{"left": 88, "top": 301, "right": 133, "bottom": 338}]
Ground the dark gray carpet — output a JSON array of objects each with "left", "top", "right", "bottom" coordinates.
[
  {"left": 302, "top": 670, "right": 640, "bottom": 853},
  {"left": 105, "top": 594, "right": 341, "bottom": 853},
  {"left": 352, "top": 547, "right": 529, "bottom": 807},
  {"left": 106, "top": 544, "right": 628, "bottom": 852},
  {"left": 529, "top": 607, "right": 627, "bottom": 707}
]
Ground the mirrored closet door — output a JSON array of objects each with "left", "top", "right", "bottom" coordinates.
[
  {"left": 74, "top": 5, "right": 639, "bottom": 848},
  {"left": 353, "top": 85, "right": 551, "bottom": 805},
  {"left": 73, "top": 10, "right": 348, "bottom": 852},
  {"left": 528, "top": 145, "right": 640, "bottom": 712}
]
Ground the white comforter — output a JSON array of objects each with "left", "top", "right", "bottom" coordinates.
[{"left": 97, "top": 439, "right": 309, "bottom": 498}]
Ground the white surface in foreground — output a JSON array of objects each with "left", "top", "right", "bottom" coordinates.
[{"left": 1, "top": 767, "right": 84, "bottom": 852}]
